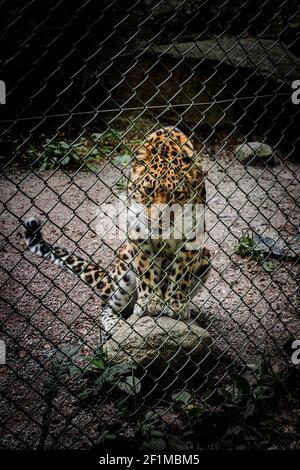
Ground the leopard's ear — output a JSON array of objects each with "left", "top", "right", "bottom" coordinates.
[{"left": 131, "top": 143, "right": 150, "bottom": 162}]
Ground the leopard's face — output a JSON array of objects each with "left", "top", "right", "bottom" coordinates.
[{"left": 127, "top": 128, "right": 206, "bottom": 223}]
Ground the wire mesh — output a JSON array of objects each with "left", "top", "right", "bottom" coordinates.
[{"left": 0, "top": 0, "right": 299, "bottom": 450}]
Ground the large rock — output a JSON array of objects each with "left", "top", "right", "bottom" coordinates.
[
  {"left": 152, "top": 39, "right": 300, "bottom": 86},
  {"left": 98, "top": 38, "right": 299, "bottom": 134},
  {"left": 104, "top": 314, "right": 212, "bottom": 386},
  {"left": 235, "top": 142, "right": 277, "bottom": 165}
]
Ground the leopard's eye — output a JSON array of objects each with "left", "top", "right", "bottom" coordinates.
[
  {"left": 182, "top": 155, "right": 192, "bottom": 164},
  {"left": 172, "top": 190, "right": 183, "bottom": 199},
  {"left": 143, "top": 186, "right": 153, "bottom": 196}
]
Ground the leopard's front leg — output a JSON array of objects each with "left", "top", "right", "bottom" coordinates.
[
  {"left": 98, "top": 257, "right": 137, "bottom": 335},
  {"left": 132, "top": 242, "right": 165, "bottom": 317},
  {"left": 164, "top": 258, "right": 191, "bottom": 320},
  {"left": 163, "top": 250, "right": 200, "bottom": 320},
  {"left": 165, "top": 247, "right": 211, "bottom": 320}
]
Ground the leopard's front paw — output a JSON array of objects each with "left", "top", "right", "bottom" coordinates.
[
  {"left": 163, "top": 300, "right": 190, "bottom": 320},
  {"left": 133, "top": 296, "right": 165, "bottom": 317},
  {"left": 146, "top": 297, "right": 165, "bottom": 316},
  {"left": 133, "top": 303, "right": 145, "bottom": 317}
]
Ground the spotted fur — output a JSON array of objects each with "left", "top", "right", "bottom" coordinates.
[{"left": 23, "top": 127, "right": 211, "bottom": 334}]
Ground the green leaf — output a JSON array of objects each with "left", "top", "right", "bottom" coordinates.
[
  {"left": 243, "top": 401, "right": 256, "bottom": 418},
  {"left": 167, "top": 435, "right": 191, "bottom": 450},
  {"left": 142, "top": 410, "right": 161, "bottom": 428},
  {"left": 115, "top": 179, "right": 127, "bottom": 190},
  {"left": 91, "top": 358, "right": 105, "bottom": 370},
  {"left": 149, "top": 430, "right": 164, "bottom": 437},
  {"left": 114, "top": 154, "right": 132, "bottom": 167},
  {"left": 143, "top": 437, "right": 166, "bottom": 450},
  {"left": 262, "top": 261, "right": 273, "bottom": 272},
  {"left": 235, "top": 235, "right": 256, "bottom": 257},
  {"left": 118, "top": 375, "right": 141, "bottom": 395},
  {"left": 253, "top": 385, "right": 273, "bottom": 400},
  {"left": 218, "top": 388, "right": 232, "bottom": 403},
  {"left": 201, "top": 388, "right": 218, "bottom": 404},
  {"left": 172, "top": 390, "right": 193, "bottom": 405},
  {"left": 232, "top": 374, "right": 251, "bottom": 398},
  {"left": 39, "top": 160, "right": 49, "bottom": 171},
  {"left": 69, "top": 364, "right": 81, "bottom": 376},
  {"left": 96, "top": 430, "right": 117, "bottom": 444},
  {"left": 91, "top": 133, "right": 104, "bottom": 141},
  {"left": 117, "top": 381, "right": 132, "bottom": 394},
  {"left": 59, "top": 141, "right": 69, "bottom": 149},
  {"left": 78, "top": 388, "right": 94, "bottom": 401},
  {"left": 128, "top": 375, "right": 141, "bottom": 393},
  {"left": 225, "top": 425, "right": 243, "bottom": 437},
  {"left": 108, "top": 363, "right": 136, "bottom": 377},
  {"left": 85, "top": 163, "right": 98, "bottom": 172},
  {"left": 61, "top": 156, "right": 71, "bottom": 166},
  {"left": 59, "top": 343, "right": 82, "bottom": 357}
]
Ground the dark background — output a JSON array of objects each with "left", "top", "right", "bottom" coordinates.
[{"left": 0, "top": 0, "right": 299, "bottom": 126}]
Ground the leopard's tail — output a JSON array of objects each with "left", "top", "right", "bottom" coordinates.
[{"left": 22, "top": 217, "right": 105, "bottom": 288}]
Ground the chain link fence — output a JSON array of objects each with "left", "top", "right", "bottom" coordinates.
[{"left": 0, "top": 0, "right": 300, "bottom": 451}]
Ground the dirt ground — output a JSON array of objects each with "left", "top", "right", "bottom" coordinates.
[{"left": 0, "top": 141, "right": 299, "bottom": 449}]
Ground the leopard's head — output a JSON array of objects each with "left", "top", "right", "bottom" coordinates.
[
  {"left": 127, "top": 128, "right": 205, "bottom": 215},
  {"left": 126, "top": 128, "right": 206, "bottom": 241}
]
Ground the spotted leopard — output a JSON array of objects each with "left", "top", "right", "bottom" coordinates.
[{"left": 23, "top": 127, "right": 211, "bottom": 333}]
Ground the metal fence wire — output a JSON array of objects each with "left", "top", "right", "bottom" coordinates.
[{"left": 0, "top": 0, "right": 300, "bottom": 450}]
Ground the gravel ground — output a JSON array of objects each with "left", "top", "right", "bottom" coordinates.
[{"left": 0, "top": 148, "right": 299, "bottom": 449}]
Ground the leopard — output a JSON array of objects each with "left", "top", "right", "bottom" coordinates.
[{"left": 22, "top": 126, "right": 211, "bottom": 335}]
